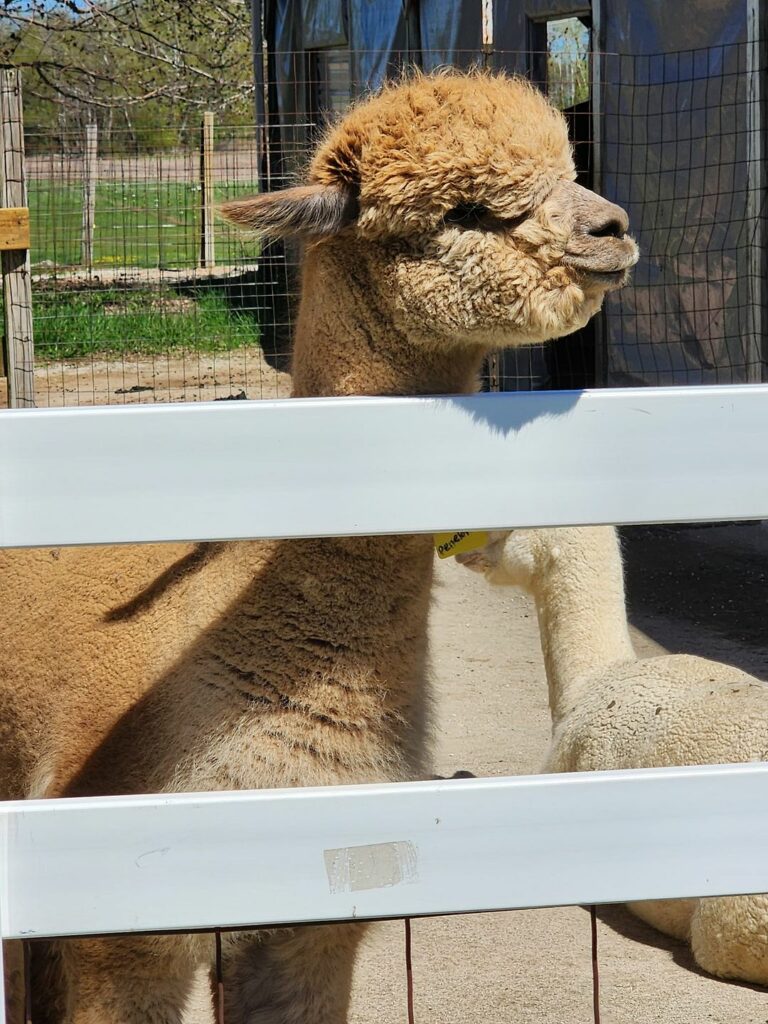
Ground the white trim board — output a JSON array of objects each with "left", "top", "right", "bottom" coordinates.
[
  {"left": 1, "top": 385, "right": 767, "bottom": 548},
  {"left": 2, "top": 763, "right": 767, "bottom": 939}
]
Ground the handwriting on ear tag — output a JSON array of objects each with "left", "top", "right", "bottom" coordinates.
[{"left": 433, "top": 531, "right": 489, "bottom": 559}]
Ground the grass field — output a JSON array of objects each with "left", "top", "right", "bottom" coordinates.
[
  {"left": 29, "top": 180, "right": 259, "bottom": 269},
  {"left": 26, "top": 178, "right": 266, "bottom": 360},
  {"left": 34, "top": 285, "right": 262, "bottom": 360}
]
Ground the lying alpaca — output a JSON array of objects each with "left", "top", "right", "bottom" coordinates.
[
  {"left": 459, "top": 526, "right": 768, "bottom": 985},
  {"left": 0, "top": 72, "right": 637, "bottom": 1024}
]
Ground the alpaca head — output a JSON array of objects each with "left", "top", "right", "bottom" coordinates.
[
  {"left": 457, "top": 529, "right": 540, "bottom": 587},
  {"left": 458, "top": 526, "right": 617, "bottom": 590},
  {"left": 221, "top": 71, "right": 637, "bottom": 352}
]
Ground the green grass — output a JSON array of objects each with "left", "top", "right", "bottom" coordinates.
[
  {"left": 34, "top": 286, "right": 261, "bottom": 360},
  {"left": 27, "top": 178, "right": 265, "bottom": 360},
  {"left": 29, "top": 181, "right": 259, "bottom": 269}
]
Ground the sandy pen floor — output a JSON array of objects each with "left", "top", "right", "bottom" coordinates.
[
  {"left": 348, "top": 558, "right": 768, "bottom": 1024},
  {"left": 1, "top": 348, "right": 291, "bottom": 408}
]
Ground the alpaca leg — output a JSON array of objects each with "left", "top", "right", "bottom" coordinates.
[
  {"left": 6, "top": 940, "right": 67, "bottom": 1024},
  {"left": 4, "top": 940, "right": 25, "bottom": 1024},
  {"left": 626, "top": 897, "right": 697, "bottom": 941},
  {"left": 225, "top": 922, "right": 365, "bottom": 1024},
  {"left": 29, "top": 941, "right": 66, "bottom": 1024},
  {"left": 57, "top": 934, "right": 214, "bottom": 1024},
  {"left": 690, "top": 894, "right": 768, "bottom": 985}
]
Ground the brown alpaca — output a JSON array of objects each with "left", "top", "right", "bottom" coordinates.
[{"left": 0, "top": 71, "right": 637, "bottom": 1024}]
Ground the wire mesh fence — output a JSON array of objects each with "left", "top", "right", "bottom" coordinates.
[
  {"left": 25, "top": 122, "right": 294, "bottom": 407},
  {"left": 8, "top": 37, "right": 766, "bottom": 407},
  {"left": 601, "top": 43, "right": 766, "bottom": 386}
]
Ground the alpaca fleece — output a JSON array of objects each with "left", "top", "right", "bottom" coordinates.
[{"left": 461, "top": 526, "right": 768, "bottom": 986}]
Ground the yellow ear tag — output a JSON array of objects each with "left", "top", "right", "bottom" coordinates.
[{"left": 433, "top": 530, "right": 490, "bottom": 559}]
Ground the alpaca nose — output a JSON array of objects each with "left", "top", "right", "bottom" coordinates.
[
  {"left": 554, "top": 180, "right": 630, "bottom": 239},
  {"left": 559, "top": 180, "right": 638, "bottom": 276},
  {"left": 585, "top": 201, "right": 629, "bottom": 239}
]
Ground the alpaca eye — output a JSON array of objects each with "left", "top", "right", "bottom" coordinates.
[{"left": 444, "top": 203, "right": 491, "bottom": 229}]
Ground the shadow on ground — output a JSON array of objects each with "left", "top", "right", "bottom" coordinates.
[
  {"left": 621, "top": 523, "right": 768, "bottom": 679},
  {"left": 595, "top": 903, "right": 768, "bottom": 992}
]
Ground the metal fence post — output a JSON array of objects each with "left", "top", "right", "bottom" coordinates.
[
  {"left": 0, "top": 68, "right": 34, "bottom": 408},
  {"left": 746, "top": 0, "right": 764, "bottom": 383},
  {"left": 591, "top": 0, "right": 608, "bottom": 386}
]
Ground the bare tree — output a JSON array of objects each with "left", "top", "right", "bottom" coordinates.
[{"left": 0, "top": 0, "right": 254, "bottom": 137}]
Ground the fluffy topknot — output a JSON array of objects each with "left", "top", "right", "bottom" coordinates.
[{"left": 309, "top": 70, "right": 575, "bottom": 235}]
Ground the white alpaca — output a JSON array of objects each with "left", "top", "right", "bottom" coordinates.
[{"left": 459, "top": 526, "right": 768, "bottom": 985}]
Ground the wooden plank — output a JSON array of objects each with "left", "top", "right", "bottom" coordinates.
[
  {"left": 0, "top": 206, "right": 29, "bottom": 250},
  {"left": 200, "top": 111, "right": 215, "bottom": 268},
  {"left": 0, "top": 68, "right": 34, "bottom": 408}
]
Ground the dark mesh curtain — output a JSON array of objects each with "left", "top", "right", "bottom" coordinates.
[
  {"left": 348, "top": 1, "right": 413, "bottom": 92},
  {"left": 252, "top": 0, "right": 306, "bottom": 372},
  {"left": 270, "top": 0, "right": 306, "bottom": 183},
  {"left": 419, "top": 0, "right": 482, "bottom": 70},
  {"left": 302, "top": 0, "right": 347, "bottom": 48},
  {"left": 601, "top": 0, "right": 765, "bottom": 384}
]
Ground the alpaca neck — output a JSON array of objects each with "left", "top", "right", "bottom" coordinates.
[
  {"left": 201, "top": 534, "right": 436, "bottom": 782},
  {"left": 531, "top": 528, "right": 635, "bottom": 723},
  {"left": 280, "top": 239, "right": 484, "bottom": 698},
  {"left": 290, "top": 242, "right": 487, "bottom": 398},
  {"left": 211, "top": 241, "right": 490, "bottom": 782}
]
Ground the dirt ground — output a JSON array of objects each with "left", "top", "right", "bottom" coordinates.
[
  {"left": 1, "top": 349, "right": 291, "bottom": 408},
  {"left": 348, "top": 526, "right": 768, "bottom": 1024}
]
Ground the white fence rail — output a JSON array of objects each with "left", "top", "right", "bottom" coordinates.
[
  {"left": 3, "top": 763, "right": 768, "bottom": 940},
  {"left": 1, "top": 385, "right": 767, "bottom": 548},
  {"left": 1, "top": 386, "right": 767, "bottom": 988}
]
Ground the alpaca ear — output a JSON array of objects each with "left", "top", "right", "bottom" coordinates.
[{"left": 219, "top": 183, "right": 358, "bottom": 238}]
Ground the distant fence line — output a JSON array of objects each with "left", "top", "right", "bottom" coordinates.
[
  {"left": 26, "top": 138, "right": 264, "bottom": 186},
  {"left": 26, "top": 114, "right": 263, "bottom": 274},
  {"left": 0, "top": 99, "right": 298, "bottom": 411}
]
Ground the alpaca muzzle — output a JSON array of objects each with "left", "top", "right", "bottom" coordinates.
[{"left": 554, "top": 180, "right": 639, "bottom": 284}]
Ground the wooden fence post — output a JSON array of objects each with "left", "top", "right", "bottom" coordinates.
[
  {"left": 200, "top": 111, "right": 215, "bottom": 268},
  {"left": 0, "top": 68, "right": 34, "bottom": 408},
  {"left": 80, "top": 122, "right": 97, "bottom": 269}
]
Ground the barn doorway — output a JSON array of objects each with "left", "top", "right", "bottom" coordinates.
[{"left": 496, "top": 12, "right": 598, "bottom": 391}]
